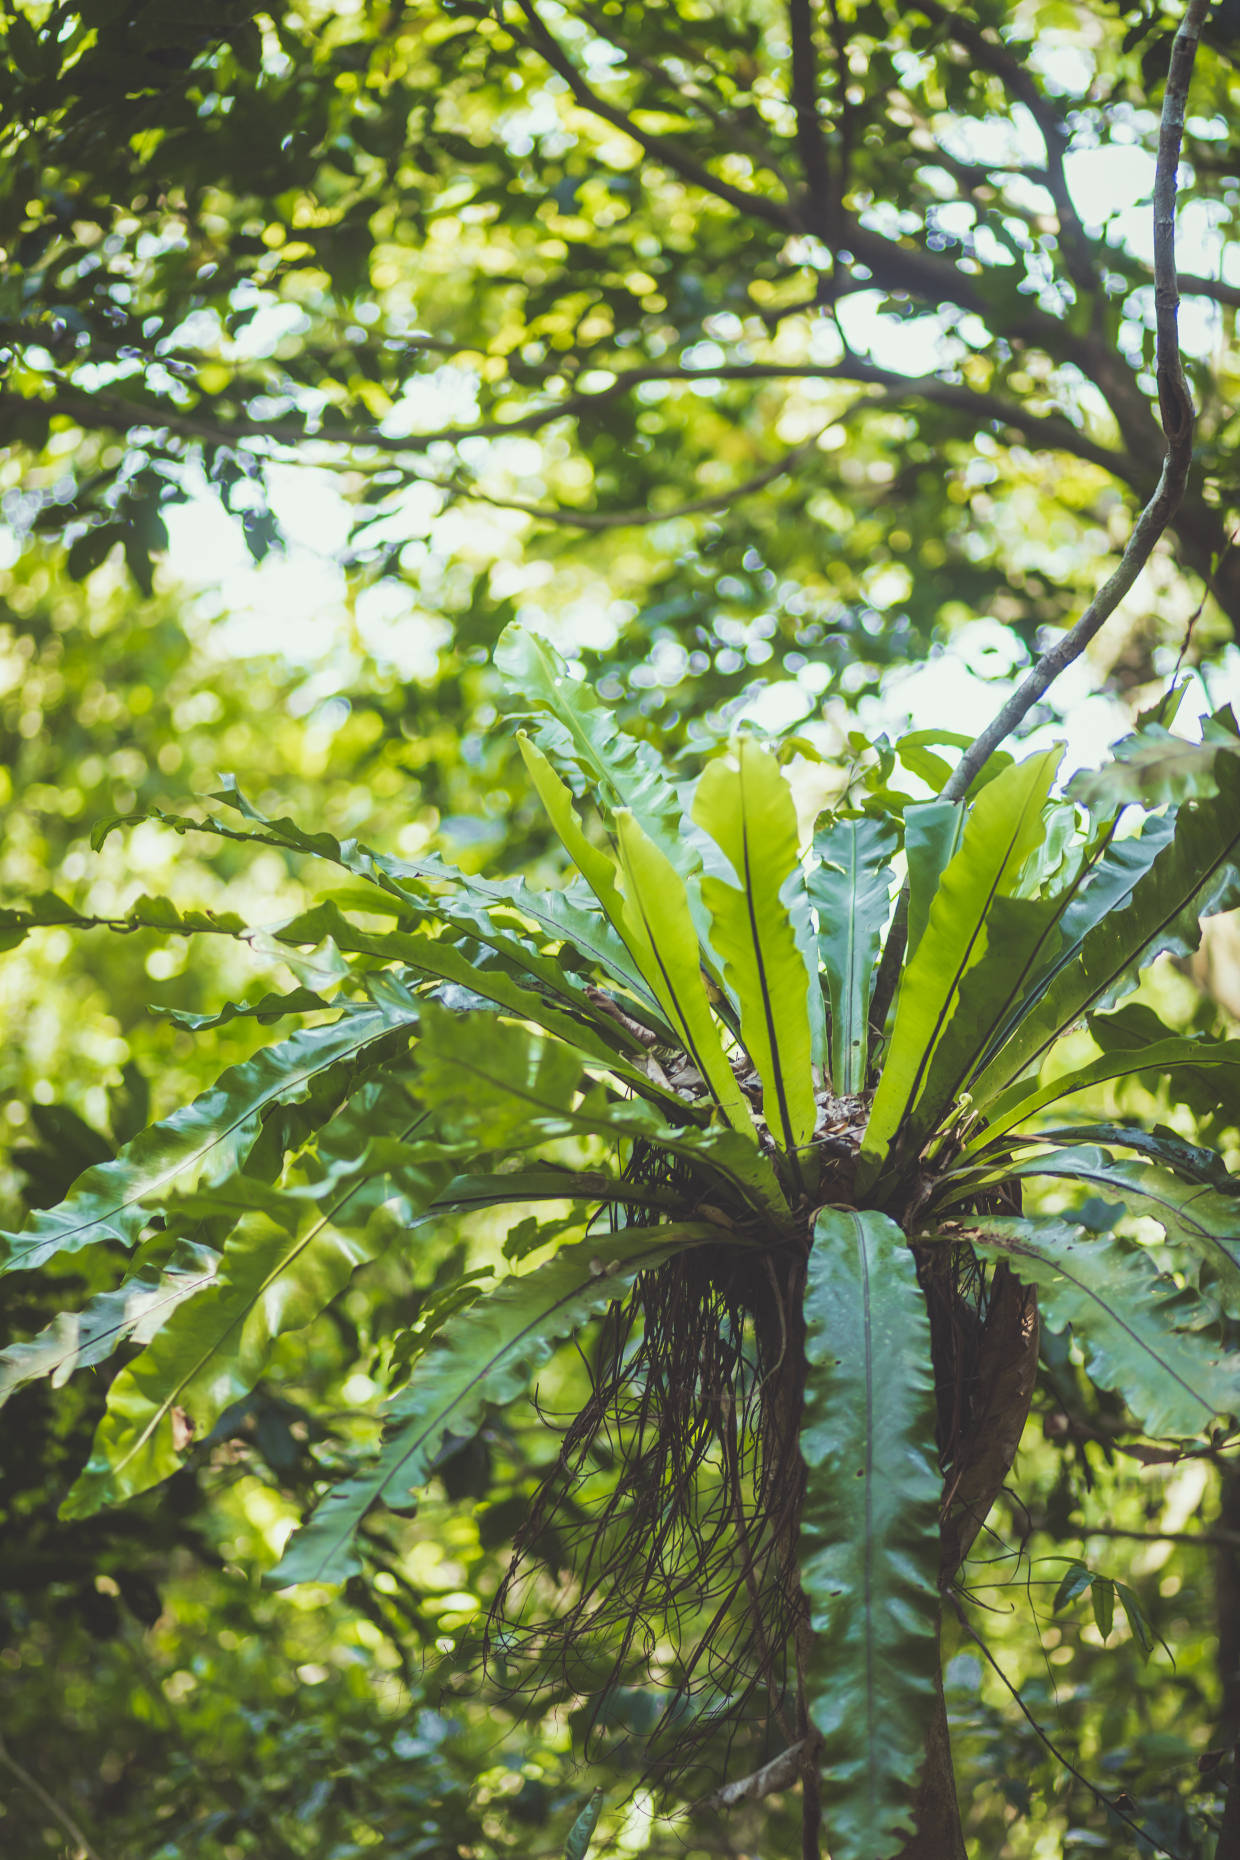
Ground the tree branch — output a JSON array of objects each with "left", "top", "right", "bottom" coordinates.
[
  {"left": 939, "top": 0, "right": 1202, "bottom": 805},
  {"left": 869, "top": 0, "right": 1208, "bottom": 1036},
  {"left": 432, "top": 436, "right": 821, "bottom": 529},
  {"left": 4, "top": 358, "right": 1138, "bottom": 492},
  {"left": 787, "top": 0, "right": 833, "bottom": 236},
  {"left": 1071, "top": 1525, "right": 1240, "bottom": 1550}
]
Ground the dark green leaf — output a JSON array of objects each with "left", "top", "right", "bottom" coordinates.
[{"left": 800, "top": 1208, "right": 941, "bottom": 1860}]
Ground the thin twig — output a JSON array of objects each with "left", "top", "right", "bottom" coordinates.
[
  {"left": 950, "top": 1608, "right": 1189, "bottom": 1860},
  {"left": 868, "top": 0, "right": 1209, "bottom": 1036},
  {"left": 0, "top": 1736, "right": 108, "bottom": 1860}
]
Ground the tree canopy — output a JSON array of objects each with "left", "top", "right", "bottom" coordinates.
[{"left": 5, "top": 0, "right": 1240, "bottom": 713}]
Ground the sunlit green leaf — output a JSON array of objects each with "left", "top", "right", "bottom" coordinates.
[
  {"left": 693, "top": 740, "right": 818, "bottom": 1151},
  {"left": 0, "top": 1003, "right": 418, "bottom": 1277},
  {"left": 860, "top": 750, "right": 1061, "bottom": 1186}
]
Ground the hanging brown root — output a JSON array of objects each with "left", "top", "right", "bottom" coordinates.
[{"left": 483, "top": 1221, "right": 810, "bottom": 1791}]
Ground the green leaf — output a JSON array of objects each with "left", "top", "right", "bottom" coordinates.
[
  {"left": 809, "top": 815, "right": 897, "bottom": 1092},
  {"left": 151, "top": 984, "right": 333, "bottom": 1029},
  {"left": 692, "top": 740, "right": 818, "bottom": 1151},
  {"left": 564, "top": 1788, "right": 604, "bottom": 1860},
  {"left": 903, "top": 802, "right": 964, "bottom": 960},
  {"left": 269, "top": 1226, "right": 719, "bottom": 1587},
  {"left": 800, "top": 1208, "right": 941, "bottom": 1860},
  {"left": 0, "top": 1003, "right": 417, "bottom": 1277},
  {"left": 1052, "top": 1561, "right": 1094, "bottom": 1612},
  {"left": 986, "top": 1147, "right": 1240, "bottom": 1299},
  {"left": 63, "top": 1097, "right": 455, "bottom": 1516},
  {"left": 1027, "top": 1122, "right": 1239, "bottom": 1193},
  {"left": 497, "top": 627, "right": 686, "bottom": 871},
  {"left": 895, "top": 730, "right": 1013, "bottom": 799},
  {"left": 513, "top": 674, "right": 730, "bottom": 1003},
  {"left": 1091, "top": 1577, "right": 1115, "bottom": 1641},
  {"left": 270, "top": 894, "right": 659, "bottom": 1091},
  {"left": 1115, "top": 1581, "right": 1155, "bottom": 1658},
  {"left": 971, "top": 766, "right": 1240, "bottom": 1106},
  {"left": 0, "top": 889, "right": 250, "bottom": 953},
  {"left": 614, "top": 811, "right": 758, "bottom": 1138},
  {"left": 958, "top": 1216, "right": 1240, "bottom": 1438},
  {"left": 0, "top": 1241, "right": 219, "bottom": 1409},
  {"left": 860, "top": 750, "right": 1061, "bottom": 1185},
  {"left": 121, "top": 778, "right": 667, "bottom": 1039},
  {"left": 969, "top": 811, "right": 1178, "bottom": 1088},
  {"left": 519, "top": 735, "right": 734, "bottom": 1068}
]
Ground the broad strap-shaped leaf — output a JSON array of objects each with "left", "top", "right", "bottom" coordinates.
[
  {"left": 958, "top": 1216, "right": 1240, "bottom": 1438},
  {"left": 810, "top": 815, "right": 897, "bottom": 1092},
  {"left": 0, "top": 1241, "right": 219, "bottom": 1409},
  {"left": 0, "top": 1002, "right": 419, "bottom": 1277},
  {"left": 412, "top": 1004, "right": 783, "bottom": 1215},
  {"left": 269, "top": 1226, "right": 719, "bottom": 1587},
  {"left": 860, "top": 750, "right": 1061, "bottom": 1186},
  {"left": 427, "top": 1168, "right": 682, "bottom": 1221},
  {"left": 428, "top": 866, "right": 668, "bottom": 1032},
  {"left": 518, "top": 732, "right": 727, "bottom": 1063},
  {"left": 958, "top": 1034, "right": 1240, "bottom": 1162},
  {"left": 902, "top": 801, "right": 964, "bottom": 961},
  {"left": 111, "top": 777, "right": 673, "bottom": 1043},
  {"left": 800, "top": 1209, "right": 941, "bottom": 1860},
  {"left": 518, "top": 719, "right": 734, "bottom": 1020},
  {"left": 972, "top": 762, "right": 1240, "bottom": 1105},
  {"left": 152, "top": 984, "right": 334, "bottom": 1030},
  {"left": 519, "top": 734, "right": 737, "bottom": 1073},
  {"left": 986, "top": 1147, "right": 1240, "bottom": 1301},
  {"left": 62, "top": 1100, "right": 455, "bottom": 1516},
  {"left": 692, "top": 741, "right": 818, "bottom": 1151},
  {"left": 613, "top": 810, "right": 756, "bottom": 1137}
]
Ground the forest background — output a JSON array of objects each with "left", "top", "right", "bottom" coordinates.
[{"left": 3, "top": 0, "right": 1240, "bottom": 1855}]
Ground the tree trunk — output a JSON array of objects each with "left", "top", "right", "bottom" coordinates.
[{"left": 895, "top": 1659, "right": 967, "bottom": 1860}]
